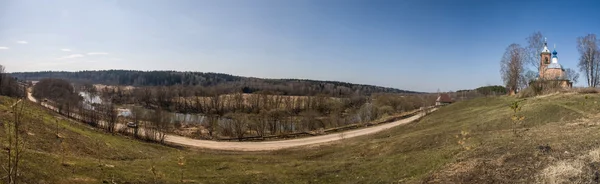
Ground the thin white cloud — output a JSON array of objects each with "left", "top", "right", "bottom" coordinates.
[
  {"left": 0, "top": 47, "right": 8, "bottom": 50},
  {"left": 56, "top": 54, "right": 84, "bottom": 60},
  {"left": 87, "top": 52, "right": 109, "bottom": 55},
  {"left": 36, "top": 60, "right": 77, "bottom": 67},
  {"left": 16, "top": 41, "right": 28, "bottom": 44},
  {"left": 61, "top": 49, "right": 72, "bottom": 52}
]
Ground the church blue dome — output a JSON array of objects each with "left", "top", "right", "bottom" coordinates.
[{"left": 552, "top": 49, "right": 558, "bottom": 56}]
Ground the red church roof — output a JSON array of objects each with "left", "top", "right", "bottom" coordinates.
[{"left": 436, "top": 93, "right": 453, "bottom": 103}]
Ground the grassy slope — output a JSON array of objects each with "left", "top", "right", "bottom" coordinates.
[{"left": 2, "top": 93, "right": 600, "bottom": 183}]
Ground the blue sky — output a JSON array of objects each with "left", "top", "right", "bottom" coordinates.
[{"left": 1, "top": 0, "right": 600, "bottom": 92}]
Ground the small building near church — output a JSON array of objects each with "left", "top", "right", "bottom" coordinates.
[{"left": 435, "top": 93, "right": 453, "bottom": 106}]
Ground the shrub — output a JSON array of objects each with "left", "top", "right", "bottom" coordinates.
[
  {"left": 516, "top": 87, "right": 538, "bottom": 98},
  {"left": 576, "top": 87, "right": 599, "bottom": 94},
  {"left": 475, "top": 85, "right": 507, "bottom": 96},
  {"left": 517, "top": 80, "right": 565, "bottom": 98}
]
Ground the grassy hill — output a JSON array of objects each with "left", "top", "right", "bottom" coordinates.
[{"left": 2, "top": 92, "right": 600, "bottom": 183}]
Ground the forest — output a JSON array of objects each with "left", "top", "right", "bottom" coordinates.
[
  {"left": 29, "top": 76, "right": 436, "bottom": 141},
  {"left": 11, "top": 70, "right": 418, "bottom": 97}
]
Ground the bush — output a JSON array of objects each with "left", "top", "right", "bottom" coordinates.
[
  {"left": 377, "top": 105, "right": 395, "bottom": 117},
  {"left": 517, "top": 81, "right": 565, "bottom": 98},
  {"left": 576, "top": 87, "right": 599, "bottom": 94},
  {"left": 476, "top": 85, "right": 507, "bottom": 96},
  {"left": 516, "top": 87, "right": 538, "bottom": 98}
]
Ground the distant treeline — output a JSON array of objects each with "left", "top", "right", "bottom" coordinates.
[
  {"left": 474, "top": 85, "right": 507, "bottom": 95},
  {"left": 453, "top": 85, "right": 507, "bottom": 100},
  {"left": 11, "top": 70, "right": 418, "bottom": 96}
]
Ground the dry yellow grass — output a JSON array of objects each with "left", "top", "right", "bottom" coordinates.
[
  {"left": 538, "top": 160, "right": 585, "bottom": 184},
  {"left": 93, "top": 84, "right": 135, "bottom": 91},
  {"left": 175, "top": 93, "right": 343, "bottom": 109},
  {"left": 536, "top": 146, "right": 600, "bottom": 183}
]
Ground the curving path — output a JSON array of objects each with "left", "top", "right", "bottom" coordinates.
[
  {"left": 165, "top": 112, "right": 431, "bottom": 151},
  {"left": 27, "top": 90, "right": 434, "bottom": 151}
]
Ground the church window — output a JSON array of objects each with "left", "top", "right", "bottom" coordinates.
[{"left": 545, "top": 57, "right": 549, "bottom": 64}]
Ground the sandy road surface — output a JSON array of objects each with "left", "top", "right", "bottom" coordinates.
[
  {"left": 165, "top": 112, "right": 431, "bottom": 151},
  {"left": 10, "top": 99, "right": 22, "bottom": 108},
  {"left": 27, "top": 91, "right": 434, "bottom": 151}
]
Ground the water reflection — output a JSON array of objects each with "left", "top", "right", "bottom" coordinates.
[
  {"left": 79, "top": 92, "right": 102, "bottom": 104},
  {"left": 123, "top": 105, "right": 208, "bottom": 124},
  {"left": 79, "top": 92, "right": 102, "bottom": 110}
]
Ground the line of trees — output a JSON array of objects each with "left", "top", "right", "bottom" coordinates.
[
  {"left": 103, "top": 85, "right": 360, "bottom": 115},
  {"left": 11, "top": 70, "right": 418, "bottom": 97},
  {"left": 32, "top": 78, "right": 82, "bottom": 116},
  {"left": 0, "top": 65, "right": 26, "bottom": 98},
  {"left": 577, "top": 34, "right": 600, "bottom": 87},
  {"left": 31, "top": 78, "right": 170, "bottom": 142}
]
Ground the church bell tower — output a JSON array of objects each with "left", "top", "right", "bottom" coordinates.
[{"left": 539, "top": 38, "right": 552, "bottom": 79}]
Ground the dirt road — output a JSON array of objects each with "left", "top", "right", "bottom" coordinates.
[
  {"left": 10, "top": 99, "right": 22, "bottom": 108},
  {"left": 27, "top": 91, "right": 434, "bottom": 151},
  {"left": 165, "top": 112, "right": 430, "bottom": 151}
]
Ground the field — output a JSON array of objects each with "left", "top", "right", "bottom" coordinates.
[{"left": 3, "top": 92, "right": 600, "bottom": 183}]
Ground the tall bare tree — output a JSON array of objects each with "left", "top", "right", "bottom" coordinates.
[
  {"left": 151, "top": 108, "right": 170, "bottom": 143},
  {"left": 526, "top": 31, "right": 545, "bottom": 72},
  {"left": 102, "top": 102, "right": 118, "bottom": 133},
  {"left": 500, "top": 43, "right": 527, "bottom": 93},
  {"left": 82, "top": 82, "right": 98, "bottom": 104},
  {"left": 228, "top": 113, "right": 249, "bottom": 140},
  {"left": 522, "top": 70, "right": 538, "bottom": 86},
  {"left": 131, "top": 107, "right": 143, "bottom": 138},
  {"left": 577, "top": 34, "right": 600, "bottom": 87},
  {"left": 5, "top": 97, "right": 26, "bottom": 183},
  {"left": 0, "top": 64, "right": 5, "bottom": 95},
  {"left": 564, "top": 68, "right": 580, "bottom": 84}
]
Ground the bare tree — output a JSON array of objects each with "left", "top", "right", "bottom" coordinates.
[
  {"left": 526, "top": 31, "right": 545, "bottom": 72},
  {"left": 0, "top": 64, "right": 5, "bottom": 95},
  {"left": 228, "top": 113, "right": 249, "bottom": 141},
  {"left": 203, "top": 91, "right": 225, "bottom": 138},
  {"left": 577, "top": 34, "right": 600, "bottom": 87},
  {"left": 249, "top": 114, "right": 267, "bottom": 137},
  {"left": 82, "top": 83, "right": 98, "bottom": 107},
  {"left": 131, "top": 107, "right": 143, "bottom": 138},
  {"left": 102, "top": 102, "right": 118, "bottom": 133},
  {"left": 4, "top": 98, "right": 26, "bottom": 183},
  {"left": 522, "top": 70, "right": 538, "bottom": 87},
  {"left": 564, "top": 68, "right": 580, "bottom": 84},
  {"left": 300, "top": 110, "right": 320, "bottom": 131},
  {"left": 152, "top": 108, "right": 170, "bottom": 143},
  {"left": 500, "top": 43, "right": 527, "bottom": 93},
  {"left": 233, "top": 92, "right": 244, "bottom": 112}
]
